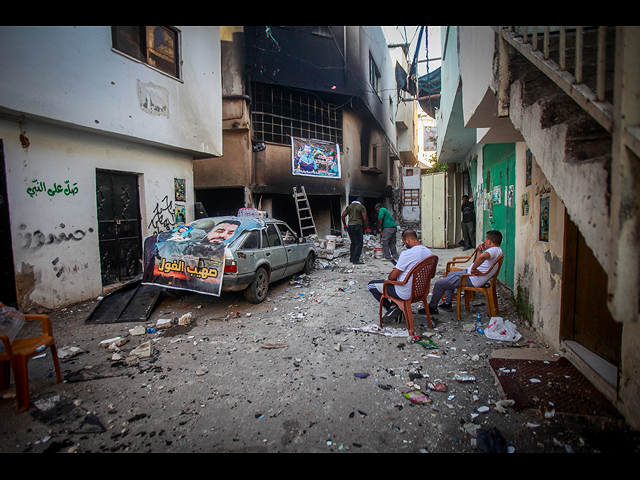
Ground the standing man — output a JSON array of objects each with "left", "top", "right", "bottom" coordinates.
[
  {"left": 342, "top": 196, "right": 369, "bottom": 265},
  {"left": 461, "top": 195, "right": 476, "bottom": 251},
  {"left": 368, "top": 229, "right": 433, "bottom": 323},
  {"left": 427, "top": 230, "right": 502, "bottom": 314},
  {"left": 375, "top": 203, "right": 398, "bottom": 262}
]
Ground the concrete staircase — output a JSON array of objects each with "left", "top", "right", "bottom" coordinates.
[{"left": 504, "top": 28, "right": 615, "bottom": 274}]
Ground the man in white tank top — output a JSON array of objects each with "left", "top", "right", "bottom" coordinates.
[{"left": 427, "top": 230, "right": 503, "bottom": 314}]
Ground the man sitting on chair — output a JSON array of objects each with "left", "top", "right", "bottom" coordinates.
[
  {"left": 368, "top": 229, "right": 433, "bottom": 323},
  {"left": 427, "top": 230, "right": 503, "bottom": 314}
]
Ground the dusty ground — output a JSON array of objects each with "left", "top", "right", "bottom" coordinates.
[{"left": 0, "top": 238, "right": 638, "bottom": 453}]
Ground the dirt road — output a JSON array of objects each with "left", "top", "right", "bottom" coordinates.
[{"left": 0, "top": 240, "right": 637, "bottom": 453}]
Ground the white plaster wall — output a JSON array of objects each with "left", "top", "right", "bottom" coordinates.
[
  {"left": 0, "top": 26, "right": 222, "bottom": 157},
  {"left": 459, "top": 26, "right": 496, "bottom": 126},
  {"left": 513, "top": 142, "right": 565, "bottom": 347},
  {"left": 2, "top": 118, "right": 193, "bottom": 311}
]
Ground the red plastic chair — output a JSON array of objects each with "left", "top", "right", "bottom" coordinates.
[
  {"left": 379, "top": 255, "right": 439, "bottom": 335},
  {"left": 0, "top": 302, "right": 62, "bottom": 413}
]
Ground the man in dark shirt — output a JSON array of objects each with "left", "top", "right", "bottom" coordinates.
[
  {"left": 461, "top": 195, "right": 475, "bottom": 251},
  {"left": 342, "top": 197, "right": 369, "bottom": 264}
]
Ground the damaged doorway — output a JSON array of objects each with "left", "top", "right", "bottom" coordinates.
[
  {"left": 561, "top": 213, "right": 622, "bottom": 379},
  {"left": 0, "top": 140, "right": 17, "bottom": 307},
  {"left": 96, "top": 170, "right": 143, "bottom": 286}
]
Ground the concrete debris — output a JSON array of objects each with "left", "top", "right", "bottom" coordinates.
[
  {"left": 129, "top": 341, "right": 152, "bottom": 359},
  {"left": 129, "top": 325, "right": 146, "bottom": 336},
  {"left": 57, "top": 345, "right": 83, "bottom": 360}
]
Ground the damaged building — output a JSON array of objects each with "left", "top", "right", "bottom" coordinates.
[
  {"left": 193, "top": 26, "right": 420, "bottom": 238},
  {"left": 0, "top": 26, "right": 422, "bottom": 312},
  {"left": 436, "top": 26, "right": 640, "bottom": 429}
]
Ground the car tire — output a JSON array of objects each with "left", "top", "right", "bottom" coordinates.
[
  {"left": 302, "top": 252, "right": 316, "bottom": 275},
  {"left": 244, "top": 266, "right": 269, "bottom": 303}
]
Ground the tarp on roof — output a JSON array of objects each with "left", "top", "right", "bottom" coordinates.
[{"left": 418, "top": 67, "right": 441, "bottom": 118}]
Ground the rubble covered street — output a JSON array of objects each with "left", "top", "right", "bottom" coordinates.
[{"left": 0, "top": 236, "right": 638, "bottom": 454}]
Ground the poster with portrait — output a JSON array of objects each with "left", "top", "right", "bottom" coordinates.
[
  {"left": 142, "top": 216, "right": 265, "bottom": 296},
  {"left": 539, "top": 196, "right": 550, "bottom": 242},
  {"left": 525, "top": 149, "right": 533, "bottom": 187},
  {"left": 522, "top": 192, "right": 530, "bottom": 216},
  {"left": 291, "top": 137, "right": 341, "bottom": 179}
]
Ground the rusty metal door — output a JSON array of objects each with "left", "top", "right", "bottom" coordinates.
[{"left": 96, "top": 170, "right": 142, "bottom": 286}]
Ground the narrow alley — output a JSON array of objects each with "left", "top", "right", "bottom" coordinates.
[{"left": 0, "top": 238, "right": 636, "bottom": 453}]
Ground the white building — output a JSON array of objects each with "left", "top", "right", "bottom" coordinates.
[
  {"left": 436, "top": 26, "right": 640, "bottom": 429},
  {"left": 0, "top": 26, "right": 222, "bottom": 311}
]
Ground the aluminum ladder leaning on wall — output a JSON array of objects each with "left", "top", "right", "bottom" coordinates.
[{"left": 292, "top": 186, "right": 317, "bottom": 238}]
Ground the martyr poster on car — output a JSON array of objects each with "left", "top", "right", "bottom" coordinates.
[
  {"left": 142, "top": 216, "right": 264, "bottom": 296},
  {"left": 291, "top": 137, "right": 341, "bottom": 179}
]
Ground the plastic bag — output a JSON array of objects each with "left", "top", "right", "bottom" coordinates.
[
  {"left": 0, "top": 306, "right": 26, "bottom": 353},
  {"left": 484, "top": 316, "right": 522, "bottom": 342}
]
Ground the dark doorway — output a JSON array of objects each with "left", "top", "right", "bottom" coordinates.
[
  {"left": 196, "top": 187, "right": 245, "bottom": 218},
  {"left": 561, "top": 213, "right": 622, "bottom": 371},
  {"left": 0, "top": 141, "right": 17, "bottom": 307},
  {"left": 96, "top": 170, "right": 143, "bottom": 286}
]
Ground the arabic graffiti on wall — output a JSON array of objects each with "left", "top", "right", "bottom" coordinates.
[
  {"left": 148, "top": 195, "right": 175, "bottom": 235},
  {"left": 19, "top": 224, "right": 94, "bottom": 251},
  {"left": 27, "top": 179, "right": 79, "bottom": 198}
]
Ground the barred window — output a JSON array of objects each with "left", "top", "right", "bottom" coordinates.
[{"left": 251, "top": 83, "right": 343, "bottom": 147}]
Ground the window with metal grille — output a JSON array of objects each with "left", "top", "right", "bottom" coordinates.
[
  {"left": 403, "top": 189, "right": 420, "bottom": 206},
  {"left": 251, "top": 83, "right": 343, "bottom": 147}
]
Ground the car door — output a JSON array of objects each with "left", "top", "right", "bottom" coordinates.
[
  {"left": 277, "top": 222, "right": 305, "bottom": 276},
  {"left": 234, "top": 230, "right": 264, "bottom": 275},
  {"left": 263, "top": 223, "right": 288, "bottom": 281}
]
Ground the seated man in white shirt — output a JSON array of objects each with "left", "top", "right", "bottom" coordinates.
[
  {"left": 427, "top": 230, "right": 503, "bottom": 314},
  {"left": 368, "top": 228, "right": 434, "bottom": 323}
]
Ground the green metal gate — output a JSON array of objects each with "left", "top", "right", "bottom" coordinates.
[{"left": 482, "top": 143, "right": 515, "bottom": 290}]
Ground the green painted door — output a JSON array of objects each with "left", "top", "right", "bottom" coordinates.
[{"left": 482, "top": 143, "right": 515, "bottom": 289}]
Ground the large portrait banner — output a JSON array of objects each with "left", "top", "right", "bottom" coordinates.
[
  {"left": 142, "top": 216, "right": 265, "bottom": 296},
  {"left": 291, "top": 137, "right": 341, "bottom": 179}
]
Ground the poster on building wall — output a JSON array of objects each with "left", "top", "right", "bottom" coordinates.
[
  {"left": 525, "top": 149, "right": 533, "bottom": 187},
  {"left": 540, "top": 196, "right": 550, "bottom": 242},
  {"left": 142, "top": 216, "right": 265, "bottom": 296},
  {"left": 522, "top": 192, "right": 530, "bottom": 216},
  {"left": 424, "top": 126, "right": 437, "bottom": 151},
  {"left": 174, "top": 178, "right": 186, "bottom": 202},
  {"left": 291, "top": 137, "right": 341, "bottom": 179}
]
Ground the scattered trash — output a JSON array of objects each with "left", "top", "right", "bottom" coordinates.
[
  {"left": 354, "top": 373, "right": 370, "bottom": 379},
  {"left": 426, "top": 382, "right": 448, "bottom": 392},
  {"left": 494, "top": 399, "right": 516, "bottom": 414},
  {"left": 454, "top": 374, "right": 476, "bottom": 382},
  {"left": 345, "top": 324, "right": 409, "bottom": 337},
  {"left": 0, "top": 306, "right": 25, "bottom": 352},
  {"left": 415, "top": 338, "right": 438, "bottom": 350},
  {"left": 261, "top": 342, "right": 288, "bottom": 349},
  {"left": 484, "top": 317, "right": 522, "bottom": 342},
  {"left": 403, "top": 389, "right": 432, "bottom": 404}
]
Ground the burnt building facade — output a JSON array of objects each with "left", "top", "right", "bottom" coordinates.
[{"left": 194, "top": 26, "right": 404, "bottom": 238}]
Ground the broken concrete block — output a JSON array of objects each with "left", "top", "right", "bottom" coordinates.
[
  {"left": 129, "top": 342, "right": 152, "bottom": 359},
  {"left": 58, "top": 346, "right": 83, "bottom": 360},
  {"left": 100, "top": 336, "right": 124, "bottom": 347},
  {"left": 129, "top": 325, "right": 146, "bottom": 336},
  {"left": 156, "top": 318, "right": 172, "bottom": 329}
]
